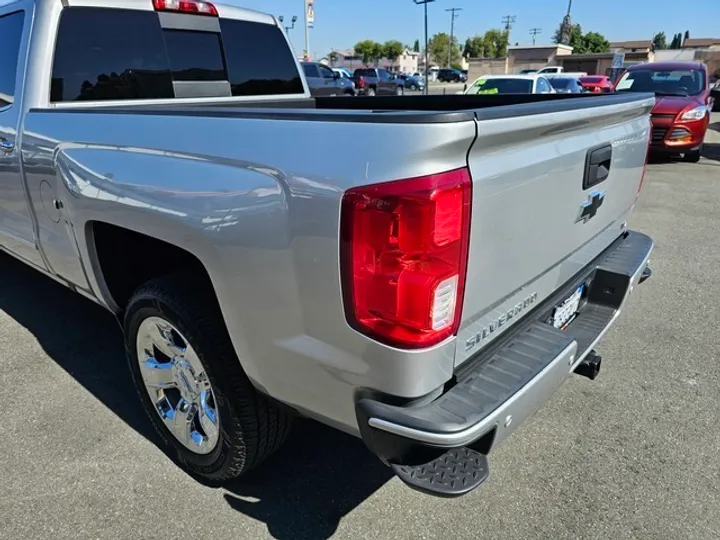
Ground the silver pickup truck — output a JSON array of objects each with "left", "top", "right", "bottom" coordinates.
[{"left": 1, "top": 0, "right": 655, "bottom": 497}]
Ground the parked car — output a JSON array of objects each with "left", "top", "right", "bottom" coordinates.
[
  {"left": 518, "top": 69, "right": 538, "bottom": 74},
  {"left": 396, "top": 73, "right": 425, "bottom": 91},
  {"left": 537, "top": 66, "right": 587, "bottom": 77},
  {"left": 615, "top": 61, "right": 720, "bottom": 162},
  {"left": 546, "top": 76, "right": 587, "bottom": 94},
  {"left": 2, "top": 0, "right": 655, "bottom": 498},
  {"left": 332, "top": 67, "right": 354, "bottom": 79},
  {"left": 301, "top": 62, "right": 355, "bottom": 96},
  {"left": 437, "top": 68, "right": 467, "bottom": 83},
  {"left": 352, "top": 68, "right": 405, "bottom": 96},
  {"left": 579, "top": 75, "right": 615, "bottom": 93},
  {"left": 463, "top": 74, "right": 556, "bottom": 94}
]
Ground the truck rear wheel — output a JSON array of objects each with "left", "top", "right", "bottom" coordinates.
[{"left": 123, "top": 273, "right": 292, "bottom": 484}]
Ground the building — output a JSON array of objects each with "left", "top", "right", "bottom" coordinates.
[
  {"left": 323, "top": 48, "right": 420, "bottom": 74},
  {"left": 609, "top": 40, "right": 653, "bottom": 53},
  {"left": 555, "top": 50, "right": 654, "bottom": 75},
  {"left": 682, "top": 38, "right": 720, "bottom": 51},
  {"left": 467, "top": 44, "right": 572, "bottom": 79}
]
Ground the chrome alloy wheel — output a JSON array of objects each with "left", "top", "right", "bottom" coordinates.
[{"left": 136, "top": 317, "right": 220, "bottom": 454}]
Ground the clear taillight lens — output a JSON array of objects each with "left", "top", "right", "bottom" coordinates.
[{"left": 340, "top": 168, "right": 472, "bottom": 349}]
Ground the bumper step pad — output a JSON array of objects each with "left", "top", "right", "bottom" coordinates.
[{"left": 390, "top": 447, "right": 490, "bottom": 498}]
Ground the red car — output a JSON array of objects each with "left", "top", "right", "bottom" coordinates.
[
  {"left": 615, "top": 62, "right": 720, "bottom": 162},
  {"left": 579, "top": 75, "right": 614, "bottom": 93}
]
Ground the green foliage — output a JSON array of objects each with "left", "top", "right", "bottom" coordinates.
[
  {"left": 669, "top": 33, "right": 682, "bottom": 49},
  {"left": 384, "top": 40, "right": 405, "bottom": 67},
  {"left": 554, "top": 24, "right": 609, "bottom": 53},
  {"left": 462, "top": 29, "right": 508, "bottom": 59},
  {"left": 652, "top": 32, "right": 667, "bottom": 50},
  {"left": 428, "top": 32, "right": 462, "bottom": 66},
  {"left": 684, "top": 30, "right": 690, "bottom": 44},
  {"left": 354, "top": 40, "right": 377, "bottom": 65},
  {"left": 413, "top": 39, "right": 420, "bottom": 53}
]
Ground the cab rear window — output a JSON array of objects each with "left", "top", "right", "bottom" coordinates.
[{"left": 50, "top": 7, "right": 303, "bottom": 102}]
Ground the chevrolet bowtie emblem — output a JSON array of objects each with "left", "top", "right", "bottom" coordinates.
[{"left": 576, "top": 191, "right": 605, "bottom": 224}]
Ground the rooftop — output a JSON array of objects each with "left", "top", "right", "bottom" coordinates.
[
  {"left": 683, "top": 38, "right": 720, "bottom": 48},
  {"left": 609, "top": 40, "right": 653, "bottom": 50},
  {"left": 508, "top": 44, "right": 573, "bottom": 51}
]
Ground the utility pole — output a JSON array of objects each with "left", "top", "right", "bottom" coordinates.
[
  {"left": 446, "top": 8, "right": 462, "bottom": 68},
  {"left": 501, "top": 15, "right": 516, "bottom": 73},
  {"left": 413, "top": 0, "right": 436, "bottom": 95},
  {"left": 530, "top": 27, "right": 542, "bottom": 46}
]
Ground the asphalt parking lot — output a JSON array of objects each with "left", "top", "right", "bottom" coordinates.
[{"left": 2, "top": 117, "right": 720, "bottom": 540}]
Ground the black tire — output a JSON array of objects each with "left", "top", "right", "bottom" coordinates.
[
  {"left": 684, "top": 148, "right": 702, "bottom": 163},
  {"left": 366, "top": 87, "right": 376, "bottom": 97},
  {"left": 124, "top": 273, "right": 292, "bottom": 485}
]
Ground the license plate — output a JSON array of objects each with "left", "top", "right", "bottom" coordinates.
[{"left": 552, "top": 285, "right": 584, "bottom": 329}]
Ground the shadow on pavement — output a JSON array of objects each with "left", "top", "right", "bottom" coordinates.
[
  {"left": 0, "top": 251, "right": 392, "bottom": 539},
  {"left": 702, "top": 142, "right": 720, "bottom": 162},
  {"left": 223, "top": 419, "right": 393, "bottom": 540}
]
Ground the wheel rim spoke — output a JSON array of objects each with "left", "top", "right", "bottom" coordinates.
[
  {"left": 165, "top": 398, "right": 195, "bottom": 448},
  {"left": 199, "top": 391, "right": 219, "bottom": 444},
  {"left": 138, "top": 358, "right": 176, "bottom": 389},
  {"left": 146, "top": 320, "right": 186, "bottom": 359}
]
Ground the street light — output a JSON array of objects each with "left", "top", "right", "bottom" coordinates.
[
  {"left": 413, "top": 0, "right": 436, "bottom": 95},
  {"left": 278, "top": 15, "right": 298, "bottom": 48}
]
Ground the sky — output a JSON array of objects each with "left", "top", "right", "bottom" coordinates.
[{"left": 226, "top": 0, "right": 720, "bottom": 59}]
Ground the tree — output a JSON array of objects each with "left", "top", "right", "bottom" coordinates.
[
  {"left": 427, "top": 32, "right": 461, "bottom": 66},
  {"left": 413, "top": 39, "right": 420, "bottom": 53},
  {"left": 669, "top": 33, "right": 682, "bottom": 49},
  {"left": 683, "top": 30, "right": 690, "bottom": 46},
  {"left": 383, "top": 40, "right": 405, "bottom": 70},
  {"left": 328, "top": 50, "right": 339, "bottom": 66},
  {"left": 371, "top": 42, "right": 385, "bottom": 65},
  {"left": 463, "top": 36, "right": 485, "bottom": 58},
  {"left": 354, "top": 40, "right": 377, "bottom": 65},
  {"left": 652, "top": 32, "right": 667, "bottom": 51},
  {"left": 554, "top": 24, "right": 609, "bottom": 53}
]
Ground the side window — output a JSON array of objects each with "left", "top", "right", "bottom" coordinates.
[
  {"left": 0, "top": 11, "right": 25, "bottom": 108},
  {"left": 51, "top": 8, "right": 173, "bottom": 102},
  {"left": 536, "top": 78, "right": 550, "bottom": 93},
  {"left": 302, "top": 64, "right": 320, "bottom": 79},
  {"left": 378, "top": 69, "right": 390, "bottom": 80},
  {"left": 221, "top": 19, "right": 304, "bottom": 96},
  {"left": 319, "top": 66, "right": 335, "bottom": 79}
]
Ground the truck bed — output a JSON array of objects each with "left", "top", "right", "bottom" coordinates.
[{"left": 43, "top": 92, "right": 654, "bottom": 124}]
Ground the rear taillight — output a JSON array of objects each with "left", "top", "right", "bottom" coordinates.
[
  {"left": 340, "top": 168, "right": 472, "bottom": 349},
  {"left": 152, "top": 0, "right": 218, "bottom": 16},
  {"left": 357, "top": 76, "right": 365, "bottom": 89}
]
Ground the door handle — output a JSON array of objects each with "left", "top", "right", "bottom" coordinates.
[
  {"left": 0, "top": 138, "right": 15, "bottom": 153},
  {"left": 583, "top": 144, "right": 612, "bottom": 189}
]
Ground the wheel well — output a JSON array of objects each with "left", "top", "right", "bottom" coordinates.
[{"left": 91, "top": 222, "right": 210, "bottom": 311}]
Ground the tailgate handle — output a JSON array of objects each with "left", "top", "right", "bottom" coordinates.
[{"left": 584, "top": 144, "right": 613, "bottom": 189}]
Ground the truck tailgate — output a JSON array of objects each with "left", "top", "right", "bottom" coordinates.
[{"left": 456, "top": 96, "right": 654, "bottom": 367}]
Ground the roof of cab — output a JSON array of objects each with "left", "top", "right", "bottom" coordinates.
[{"left": 0, "top": 0, "right": 277, "bottom": 25}]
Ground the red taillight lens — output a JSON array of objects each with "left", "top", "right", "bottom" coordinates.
[
  {"left": 358, "top": 76, "right": 365, "bottom": 88},
  {"left": 340, "top": 168, "right": 472, "bottom": 349},
  {"left": 153, "top": 0, "right": 218, "bottom": 16}
]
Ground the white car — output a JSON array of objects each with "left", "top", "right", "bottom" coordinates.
[{"left": 462, "top": 74, "right": 557, "bottom": 95}]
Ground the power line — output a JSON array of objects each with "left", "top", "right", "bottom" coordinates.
[
  {"left": 530, "top": 27, "right": 542, "bottom": 46},
  {"left": 446, "top": 7, "right": 462, "bottom": 68}
]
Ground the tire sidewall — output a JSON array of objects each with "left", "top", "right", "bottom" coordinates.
[{"left": 124, "top": 296, "right": 237, "bottom": 477}]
